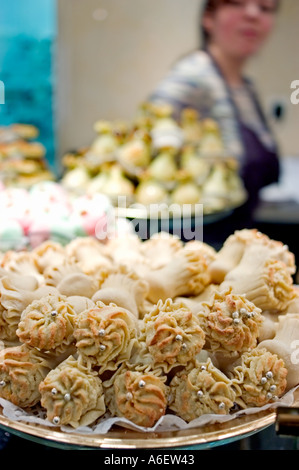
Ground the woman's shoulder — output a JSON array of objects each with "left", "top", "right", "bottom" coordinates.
[{"left": 172, "top": 49, "right": 215, "bottom": 76}]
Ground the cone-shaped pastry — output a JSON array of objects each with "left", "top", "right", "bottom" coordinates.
[
  {"left": 143, "top": 248, "right": 211, "bottom": 304},
  {"left": 104, "top": 234, "right": 145, "bottom": 270},
  {"left": 74, "top": 303, "right": 138, "bottom": 373},
  {"left": 104, "top": 365, "right": 168, "bottom": 428},
  {"left": 92, "top": 265, "right": 149, "bottom": 318},
  {"left": 208, "top": 229, "right": 268, "bottom": 284},
  {"left": 140, "top": 232, "right": 183, "bottom": 269},
  {"left": 258, "top": 313, "right": 299, "bottom": 391},
  {"left": 209, "top": 229, "right": 296, "bottom": 284},
  {"left": 0, "top": 344, "right": 54, "bottom": 407},
  {"left": 67, "top": 296, "right": 95, "bottom": 314},
  {"left": 184, "top": 240, "right": 217, "bottom": 266},
  {"left": 228, "top": 347, "right": 288, "bottom": 408},
  {"left": 169, "top": 358, "right": 236, "bottom": 422},
  {"left": 57, "top": 272, "right": 98, "bottom": 298},
  {"left": 39, "top": 355, "right": 105, "bottom": 428},
  {"left": 221, "top": 243, "right": 295, "bottom": 312},
  {"left": 1, "top": 250, "right": 44, "bottom": 284},
  {"left": 65, "top": 237, "right": 111, "bottom": 275},
  {"left": 17, "top": 294, "right": 76, "bottom": 355},
  {"left": 43, "top": 259, "right": 83, "bottom": 287},
  {"left": 33, "top": 240, "right": 67, "bottom": 273},
  {"left": 197, "top": 289, "right": 262, "bottom": 356},
  {"left": 284, "top": 287, "right": 299, "bottom": 314}
]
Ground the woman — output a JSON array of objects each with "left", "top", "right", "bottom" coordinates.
[{"left": 149, "top": 0, "right": 280, "bottom": 213}]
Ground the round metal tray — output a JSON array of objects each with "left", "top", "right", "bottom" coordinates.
[{"left": 0, "top": 407, "right": 278, "bottom": 450}]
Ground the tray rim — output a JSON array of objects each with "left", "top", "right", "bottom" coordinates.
[{"left": 0, "top": 406, "right": 277, "bottom": 449}]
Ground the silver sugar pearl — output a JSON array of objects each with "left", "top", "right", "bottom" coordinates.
[
  {"left": 175, "top": 334, "right": 183, "bottom": 342},
  {"left": 126, "top": 392, "right": 133, "bottom": 401},
  {"left": 51, "top": 387, "right": 58, "bottom": 395},
  {"left": 239, "top": 308, "right": 247, "bottom": 316},
  {"left": 270, "top": 385, "right": 277, "bottom": 392},
  {"left": 266, "top": 371, "right": 273, "bottom": 379},
  {"left": 261, "top": 377, "right": 267, "bottom": 385},
  {"left": 0, "top": 380, "right": 5, "bottom": 387},
  {"left": 51, "top": 310, "right": 58, "bottom": 317},
  {"left": 139, "top": 380, "right": 146, "bottom": 388},
  {"left": 64, "top": 393, "right": 71, "bottom": 402},
  {"left": 233, "top": 318, "right": 240, "bottom": 325},
  {"left": 99, "top": 344, "right": 106, "bottom": 351},
  {"left": 232, "top": 312, "right": 239, "bottom": 319},
  {"left": 201, "top": 365, "right": 206, "bottom": 371},
  {"left": 98, "top": 329, "right": 105, "bottom": 337},
  {"left": 53, "top": 416, "right": 60, "bottom": 425},
  {"left": 218, "top": 402, "right": 225, "bottom": 410},
  {"left": 266, "top": 392, "right": 272, "bottom": 400},
  {"left": 197, "top": 390, "right": 204, "bottom": 398},
  {"left": 182, "top": 343, "right": 187, "bottom": 351}
]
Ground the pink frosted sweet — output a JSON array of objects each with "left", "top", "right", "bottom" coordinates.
[
  {"left": 27, "top": 218, "right": 51, "bottom": 247},
  {"left": 71, "top": 193, "right": 112, "bottom": 237}
]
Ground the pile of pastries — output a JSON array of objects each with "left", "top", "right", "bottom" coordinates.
[
  {"left": 0, "top": 181, "right": 115, "bottom": 251},
  {"left": 0, "top": 228, "right": 298, "bottom": 429},
  {"left": 61, "top": 103, "right": 246, "bottom": 213},
  {"left": 0, "top": 123, "right": 55, "bottom": 188}
]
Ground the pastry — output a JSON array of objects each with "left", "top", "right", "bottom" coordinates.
[
  {"left": 104, "top": 365, "right": 168, "bottom": 428},
  {"left": 67, "top": 296, "right": 95, "bottom": 314},
  {"left": 43, "top": 259, "right": 83, "bottom": 287},
  {"left": 169, "top": 358, "right": 236, "bottom": 422},
  {"left": 1, "top": 251, "right": 44, "bottom": 285},
  {"left": 228, "top": 347, "right": 288, "bottom": 408},
  {"left": 17, "top": 294, "right": 76, "bottom": 355},
  {"left": 258, "top": 313, "right": 299, "bottom": 391},
  {"left": 208, "top": 229, "right": 295, "bottom": 284},
  {"left": 134, "top": 298, "right": 205, "bottom": 372},
  {"left": 221, "top": 244, "right": 295, "bottom": 312},
  {"left": 140, "top": 232, "right": 183, "bottom": 270},
  {"left": 65, "top": 237, "right": 112, "bottom": 275},
  {"left": 92, "top": 265, "right": 149, "bottom": 318},
  {"left": 39, "top": 355, "right": 105, "bottom": 428},
  {"left": 0, "top": 277, "right": 59, "bottom": 342},
  {"left": 0, "top": 344, "right": 54, "bottom": 407},
  {"left": 197, "top": 289, "right": 263, "bottom": 356},
  {"left": 74, "top": 303, "right": 138, "bottom": 373},
  {"left": 32, "top": 240, "right": 66, "bottom": 273},
  {"left": 143, "top": 247, "right": 211, "bottom": 304}
]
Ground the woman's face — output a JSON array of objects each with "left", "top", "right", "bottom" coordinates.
[{"left": 203, "top": 0, "right": 278, "bottom": 60}]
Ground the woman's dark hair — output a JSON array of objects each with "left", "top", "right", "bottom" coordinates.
[{"left": 200, "top": 0, "right": 281, "bottom": 47}]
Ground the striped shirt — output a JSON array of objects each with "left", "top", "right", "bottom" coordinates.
[{"left": 149, "top": 50, "right": 276, "bottom": 162}]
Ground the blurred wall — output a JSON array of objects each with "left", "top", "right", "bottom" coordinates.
[{"left": 56, "top": 0, "right": 299, "bottom": 168}]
